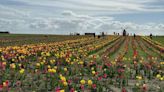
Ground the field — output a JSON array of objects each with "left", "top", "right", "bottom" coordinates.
[
  {"left": 151, "top": 36, "right": 164, "bottom": 46},
  {"left": 0, "top": 34, "right": 164, "bottom": 92}
]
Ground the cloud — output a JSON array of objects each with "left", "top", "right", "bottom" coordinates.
[
  {"left": 13, "top": 0, "right": 164, "bottom": 14},
  {"left": 0, "top": 5, "right": 30, "bottom": 18},
  {"left": 0, "top": 10, "right": 163, "bottom": 35}
]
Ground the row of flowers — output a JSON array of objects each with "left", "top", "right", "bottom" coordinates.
[
  {"left": 95, "top": 36, "right": 164, "bottom": 91},
  {"left": 0, "top": 36, "right": 120, "bottom": 91},
  {"left": 142, "top": 37, "right": 164, "bottom": 54}
]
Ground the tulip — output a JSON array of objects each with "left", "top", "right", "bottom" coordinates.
[
  {"left": 46, "top": 52, "right": 51, "bottom": 56},
  {"left": 3, "top": 80, "right": 9, "bottom": 88},
  {"left": 88, "top": 80, "right": 93, "bottom": 86},
  {"left": 18, "top": 64, "right": 21, "bottom": 67},
  {"left": 156, "top": 74, "right": 161, "bottom": 79},
  {"left": 51, "top": 69, "right": 56, "bottom": 73},
  {"left": 80, "top": 80, "right": 85, "bottom": 85},
  {"left": 19, "top": 69, "right": 25, "bottom": 74},
  {"left": 3, "top": 82, "right": 7, "bottom": 87},
  {"left": 54, "top": 66, "right": 57, "bottom": 69},
  {"left": 10, "top": 63, "right": 16, "bottom": 69},
  {"left": 80, "top": 85, "right": 85, "bottom": 90},
  {"left": 48, "top": 69, "right": 52, "bottom": 73},
  {"left": 0, "top": 85, "right": 3, "bottom": 91},
  {"left": 36, "top": 63, "right": 40, "bottom": 67},
  {"left": 60, "top": 89, "right": 65, "bottom": 92},
  {"left": 2, "top": 62, "right": 6, "bottom": 66},
  {"left": 92, "top": 84, "right": 96, "bottom": 89},
  {"left": 122, "top": 87, "right": 127, "bottom": 92},
  {"left": 92, "top": 71, "right": 96, "bottom": 75},
  {"left": 103, "top": 73, "right": 107, "bottom": 78},
  {"left": 160, "top": 77, "right": 163, "bottom": 81},
  {"left": 135, "top": 83, "right": 139, "bottom": 87},
  {"left": 60, "top": 76, "right": 66, "bottom": 82},
  {"left": 63, "top": 81, "right": 68, "bottom": 86},
  {"left": 70, "top": 88, "right": 75, "bottom": 92},
  {"left": 47, "top": 65, "right": 51, "bottom": 69},
  {"left": 142, "top": 84, "right": 147, "bottom": 91},
  {"left": 64, "top": 68, "right": 67, "bottom": 72},
  {"left": 79, "top": 61, "right": 84, "bottom": 65},
  {"left": 136, "top": 76, "right": 142, "bottom": 80},
  {"left": 12, "top": 58, "right": 15, "bottom": 62}
]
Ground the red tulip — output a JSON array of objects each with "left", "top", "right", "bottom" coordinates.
[
  {"left": 143, "top": 84, "right": 147, "bottom": 91},
  {"left": 80, "top": 85, "right": 84, "bottom": 90},
  {"left": 133, "top": 49, "right": 138, "bottom": 57},
  {"left": 98, "top": 76, "right": 102, "bottom": 81},
  {"left": 122, "top": 87, "right": 127, "bottom": 92},
  {"left": 70, "top": 88, "right": 75, "bottom": 92},
  {"left": 92, "top": 84, "right": 96, "bottom": 89},
  {"left": 0, "top": 85, "right": 3, "bottom": 91},
  {"left": 55, "top": 87, "right": 60, "bottom": 92},
  {"left": 103, "top": 74, "right": 107, "bottom": 78}
]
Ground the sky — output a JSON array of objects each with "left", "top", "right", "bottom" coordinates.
[{"left": 0, "top": 0, "right": 164, "bottom": 35}]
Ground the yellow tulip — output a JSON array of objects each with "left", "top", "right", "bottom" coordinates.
[
  {"left": 91, "top": 67, "right": 94, "bottom": 70},
  {"left": 60, "top": 76, "right": 66, "bottom": 82},
  {"left": 3, "top": 82, "right": 7, "bottom": 87},
  {"left": 2, "top": 62, "right": 6, "bottom": 65},
  {"left": 92, "top": 71, "right": 96, "bottom": 75},
  {"left": 12, "top": 58, "right": 15, "bottom": 62},
  {"left": 71, "top": 62, "right": 74, "bottom": 65},
  {"left": 128, "top": 58, "right": 131, "bottom": 61},
  {"left": 36, "top": 63, "right": 40, "bottom": 67},
  {"left": 47, "top": 65, "right": 51, "bottom": 69},
  {"left": 63, "top": 81, "right": 68, "bottom": 86},
  {"left": 18, "top": 64, "right": 21, "bottom": 67},
  {"left": 50, "top": 60, "right": 55, "bottom": 64},
  {"left": 54, "top": 66, "right": 57, "bottom": 69},
  {"left": 79, "top": 61, "right": 84, "bottom": 65},
  {"left": 35, "top": 69, "right": 38, "bottom": 72},
  {"left": 136, "top": 83, "right": 139, "bottom": 87},
  {"left": 64, "top": 68, "right": 67, "bottom": 72},
  {"left": 60, "top": 90, "right": 65, "bottom": 92},
  {"left": 80, "top": 79, "right": 85, "bottom": 85},
  {"left": 160, "top": 77, "right": 163, "bottom": 81},
  {"left": 2, "top": 57, "right": 5, "bottom": 61},
  {"left": 156, "top": 74, "right": 161, "bottom": 79},
  {"left": 51, "top": 69, "right": 56, "bottom": 73},
  {"left": 10, "top": 63, "right": 16, "bottom": 69},
  {"left": 40, "top": 62, "right": 44, "bottom": 65},
  {"left": 160, "top": 62, "right": 164, "bottom": 65},
  {"left": 48, "top": 69, "right": 52, "bottom": 73},
  {"left": 88, "top": 80, "right": 93, "bottom": 86},
  {"left": 136, "top": 76, "right": 142, "bottom": 80},
  {"left": 19, "top": 69, "right": 25, "bottom": 74}
]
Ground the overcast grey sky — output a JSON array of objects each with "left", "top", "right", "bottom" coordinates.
[{"left": 0, "top": 0, "right": 164, "bottom": 35}]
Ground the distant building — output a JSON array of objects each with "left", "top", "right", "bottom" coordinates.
[
  {"left": 85, "top": 33, "right": 95, "bottom": 35},
  {"left": 0, "top": 31, "right": 10, "bottom": 34},
  {"left": 75, "top": 33, "right": 80, "bottom": 35},
  {"left": 85, "top": 33, "right": 95, "bottom": 37},
  {"left": 70, "top": 32, "right": 80, "bottom": 36}
]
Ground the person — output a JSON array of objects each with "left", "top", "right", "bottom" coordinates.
[
  {"left": 123, "top": 29, "right": 126, "bottom": 36},
  {"left": 134, "top": 33, "right": 136, "bottom": 38},
  {"left": 150, "top": 33, "right": 153, "bottom": 39}
]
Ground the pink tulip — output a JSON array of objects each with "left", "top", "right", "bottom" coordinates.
[{"left": 103, "top": 74, "right": 107, "bottom": 78}]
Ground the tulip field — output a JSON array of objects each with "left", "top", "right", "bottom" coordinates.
[{"left": 0, "top": 34, "right": 164, "bottom": 92}]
